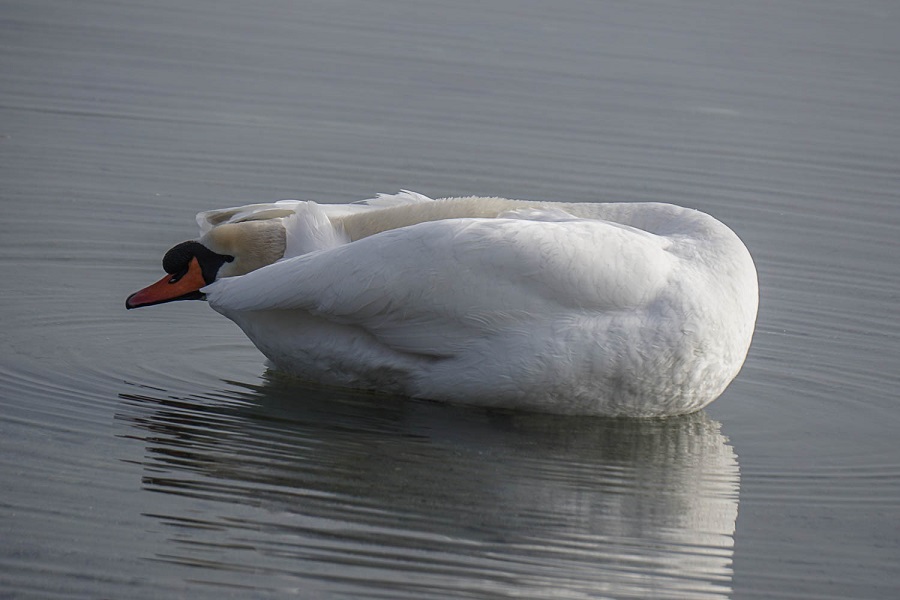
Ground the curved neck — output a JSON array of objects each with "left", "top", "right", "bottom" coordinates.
[
  {"left": 335, "top": 197, "right": 528, "bottom": 241},
  {"left": 335, "top": 196, "right": 727, "bottom": 244}
]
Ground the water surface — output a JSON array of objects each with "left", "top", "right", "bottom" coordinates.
[{"left": 2, "top": 0, "right": 899, "bottom": 598}]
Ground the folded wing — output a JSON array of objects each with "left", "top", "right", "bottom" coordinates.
[{"left": 205, "top": 215, "right": 673, "bottom": 359}]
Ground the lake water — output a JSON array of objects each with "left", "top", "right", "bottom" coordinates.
[{"left": 2, "top": 0, "right": 899, "bottom": 598}]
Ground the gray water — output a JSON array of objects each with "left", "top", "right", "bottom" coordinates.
[{"left": 2, "top": 0, "right": 899, "bottom": 598}]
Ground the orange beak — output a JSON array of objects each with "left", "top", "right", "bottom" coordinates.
[{"left": 126, "top": 257, "right": 208, "bottom": 309}]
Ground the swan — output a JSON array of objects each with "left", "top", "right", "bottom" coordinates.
[{"left": 126, "top": 191, "right": 758, "bottom": 417}]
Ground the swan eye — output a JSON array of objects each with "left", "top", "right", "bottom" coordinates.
[
  {"left": 162, "top": 241, "right": 200, "bottom": 276},
  {"left": 162, "top": 241, "right": 233, "bottom": 284}
]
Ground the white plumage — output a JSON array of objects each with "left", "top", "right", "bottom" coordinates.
[
  {"left": 209, "top": 193, "right": 758, "bottom": 415},
  {"left": 133, "top": 191, "right": 759, "bottom": 416}
]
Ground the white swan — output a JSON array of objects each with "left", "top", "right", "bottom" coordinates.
[{"left": 127, "top": 191, "right": 758, "bottom": 416}]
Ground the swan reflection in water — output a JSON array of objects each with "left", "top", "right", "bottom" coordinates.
[{"left": 119, "top": 373, "right": 740, "bottom": 599}]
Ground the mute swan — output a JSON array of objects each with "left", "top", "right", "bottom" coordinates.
[{"left": 127, "top": 191, "right": 758, "bottom": 416}]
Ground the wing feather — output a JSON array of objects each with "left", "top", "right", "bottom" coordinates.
[{"left": 205, "top": 217, "right": 673, "bottom": 358}]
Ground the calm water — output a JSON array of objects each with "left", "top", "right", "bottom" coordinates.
[{"left": 2, "top": 0, "right": 899, "bottom": 598}]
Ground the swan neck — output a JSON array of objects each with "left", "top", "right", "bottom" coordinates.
[
  {"left": 336, "top": 197, "right": 535, "bottom": 240},
  {"left": 336, "top": 197, "right": 740, "bottom": 249}
]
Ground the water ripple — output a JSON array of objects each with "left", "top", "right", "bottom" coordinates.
[{"left": 110, "top": 377, "right": 741, "bottom": 599}]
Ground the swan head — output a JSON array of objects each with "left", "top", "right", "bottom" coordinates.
[{"left": 126, "top": 220, "right": 286, "bottom": 309}]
